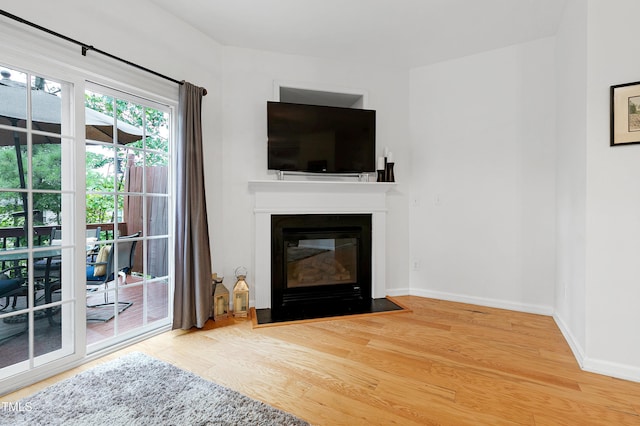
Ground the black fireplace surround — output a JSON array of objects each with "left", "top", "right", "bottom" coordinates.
[{"left": 271, "top": 214, "right": 372, "bottom": 319}]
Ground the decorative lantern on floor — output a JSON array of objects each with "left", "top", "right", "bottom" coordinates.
[
  {"left": 232, "top": 266, "right": 250, "bottom": 318},
  {"left": 211, "top": 273, "right": 229, "bottom": 320}
]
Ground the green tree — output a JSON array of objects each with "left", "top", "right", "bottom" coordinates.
[
  {"left": 32, "top": 144, "right": 62, "bottom": 223},
  {"left": 84, "top": 91, "right": 169, "bottom": 223},
  {"left": 0, "top": 144, "right": 61, "bottom": 226}
]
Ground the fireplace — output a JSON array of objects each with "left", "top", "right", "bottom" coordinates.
[
  {"left": 271, "top": 214, "right": 372, "bottom": 318},
  {"left": 249, "top": 179, "right": 394, "bottom": 315}
]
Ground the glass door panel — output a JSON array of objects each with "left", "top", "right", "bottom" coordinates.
[
  {"left": 85, "top": 84, "right": 172, "bottom": 350},
  {"left": 0, "top": 66, "right": 75, "bottom": 379}
]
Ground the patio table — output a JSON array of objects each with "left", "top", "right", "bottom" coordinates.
[{"left": 0, "top": 248, "right": 62, "bottom": 325}]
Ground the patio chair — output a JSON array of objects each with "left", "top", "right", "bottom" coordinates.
[
  {"left": 86, "top": 232, "right": 140, "bottom": 318},
  {"left": 33, "top": 228, "right": 62, "bottom": 284},
  {"left": 0, "top": 265, "right": 29, "bottom": 343},
  {"left": 35, "top": 227, "right": 101, "bottom": 280},
  {"left": 85, "top": 227, "right": 101, "bottom": 257},
  {"left": 0, "top": 266, "right": 27, "bottom": 311}
]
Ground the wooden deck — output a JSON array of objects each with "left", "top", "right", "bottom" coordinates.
[
  {"left": 86, "top": 278, "right": 169, "bottom": 345},
  {"left": 5, "top": 296, "right": 640, "bottom": 425},
  {"left": 0, "top": 278, "right": 168, "bottom": 368}
]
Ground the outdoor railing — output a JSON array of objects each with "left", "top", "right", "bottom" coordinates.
[{"left": 0, "top": 223, "right": 128, "bottom": 250}]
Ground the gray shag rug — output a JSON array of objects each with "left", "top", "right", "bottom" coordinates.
[{"left": 1, "top": 352, "right": 309, "bottom": 426}]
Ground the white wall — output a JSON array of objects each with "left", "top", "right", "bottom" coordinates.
[
  {"left": 583, "top": 0, "right": 640, "bottom": 380},
  {"left": 409, "top": 38, "right": 557, "bottom": 314},
  {"left": 218, "top": 47, "right": 411, "bottom": 299},
  {"left": 554, "top": 0, "right": 588, "bottom": 365}
]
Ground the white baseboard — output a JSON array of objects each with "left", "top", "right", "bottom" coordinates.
[
  {"left": 582, "top": 357, "right": 640, "bottom": 383},
  {"left": 555, "top": 313, "right": 640, "bottom": 383},
  {"left": 408, "top": 288, "right": 554, "bottom": 316},
  {"left": 552, "top": 313, "right": 585, "bottom": 368}
]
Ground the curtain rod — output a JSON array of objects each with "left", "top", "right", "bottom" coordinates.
[{"left": 0, "top": 9, "right": 207, "bottom": 96}]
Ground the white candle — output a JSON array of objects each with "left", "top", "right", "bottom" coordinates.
[
  {"left": 377, "top": 157, "right": 385, "bottom": 170},
  {"left": 383, "top": 146, "right": 389, "bottom": 157},
  {"left": 387, "top": 151, "right": 394, "bottom": 163}
]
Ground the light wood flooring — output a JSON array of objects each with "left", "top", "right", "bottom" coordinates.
[{"left": 5, "top": 296, "right": 640, "bottom": 425}]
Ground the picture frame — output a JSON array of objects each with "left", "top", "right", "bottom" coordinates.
[{"left": 610, "top": 81, "right": 640, "bottom": 146}]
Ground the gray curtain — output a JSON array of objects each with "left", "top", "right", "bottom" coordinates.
[{"left": 173, "top": 82, "right": 212, "bottom": 329}]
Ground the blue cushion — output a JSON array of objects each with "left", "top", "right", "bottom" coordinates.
[
  {"left": 86, "top": 266, "right": 103, "bottom": 281},
  {"left": 0, "top": 278, "right": 22, "bottom": 295}
]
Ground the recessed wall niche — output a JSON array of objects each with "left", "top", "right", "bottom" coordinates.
[{"left": 274, "top": 82, "right": 367, "bottom": 109}]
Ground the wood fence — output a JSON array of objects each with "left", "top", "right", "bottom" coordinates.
[{"left": 124, "top": 164, "right": 168, "bottom": 278}]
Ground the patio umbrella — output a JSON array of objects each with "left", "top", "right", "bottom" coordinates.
[
  {"left": 0, "top": 83, "right": 144, "bottom": 143},
  {"left": 0, "top": 82, "right": 144, "bottom": 227}
]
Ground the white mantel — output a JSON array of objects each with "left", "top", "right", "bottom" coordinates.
[{"left": 249, "top": 179, "right": 395, "bottom": 309}]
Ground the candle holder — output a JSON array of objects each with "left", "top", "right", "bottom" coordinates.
[
  {"left": 385, "top": 162, "right": 395, "bottom": 182},
  {"left": 232, "top": 266, "right": 250, "bottom": 318},
  {"left": 211, "top": 274, "right": 229, "bottom": 320},
  {"left": 377, "top": 169, "right": 385, "bottom": 182}
]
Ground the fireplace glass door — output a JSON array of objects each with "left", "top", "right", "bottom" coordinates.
[
  {"left": 286, "top": 237, "right": 358, "bottom": 288},
  {"left": 271, "top": 213, "right": 372, "bottom": 314}
]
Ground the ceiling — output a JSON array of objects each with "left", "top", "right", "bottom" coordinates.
[{"left": 148, "top": 0, "right": 567, "bottom": 68}]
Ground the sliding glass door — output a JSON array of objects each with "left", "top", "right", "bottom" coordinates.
[
  {"left": 0, "top": 63, "right": 174, "bottom": 388},
  {"left": 84, "top": 83, "right": 172, "bottom": 351},
  {"left": 0, "top": 65, "right": 76, "bottom": 378}
]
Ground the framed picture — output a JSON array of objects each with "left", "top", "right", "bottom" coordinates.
[{"left": 611, "top": 81, "right": 640, "bottom": 146}]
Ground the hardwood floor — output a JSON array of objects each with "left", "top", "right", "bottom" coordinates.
[{"left": 5, "top": 296, "right": 640, "bottom": 425}]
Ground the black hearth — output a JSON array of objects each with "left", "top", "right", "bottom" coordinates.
[{"left": 270, "top": 214, "right": 372, "bottom": 319}]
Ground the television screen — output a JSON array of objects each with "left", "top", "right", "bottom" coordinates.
[{"left": 267, "top": 101, "right": 376, "bottom": 173}]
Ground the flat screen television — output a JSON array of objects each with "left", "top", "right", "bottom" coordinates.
[{"left": 267, "top": 101, "right": 376, "bottom": 173}]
